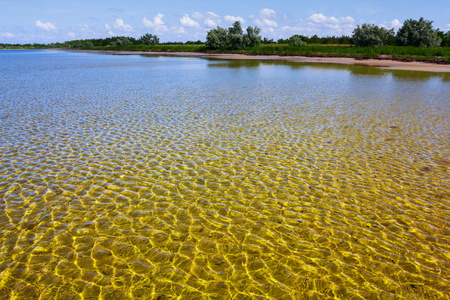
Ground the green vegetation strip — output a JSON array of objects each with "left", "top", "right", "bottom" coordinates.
[{"left": 84, "top": 44, "right": 450, "bottom": 63}]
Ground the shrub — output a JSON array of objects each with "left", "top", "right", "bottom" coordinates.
[
  {"left": 111, "top": 37, "right": 132, "bottom": 47},
  {"left": 70, "top": 43, "right": 85, "bottom": 48},
  {"left": 138, "top": 33, "right": 159, "bottom": 45},
  {"left": 205, "top": 26, "right": 228, "bottom": 49},
  {"left": 289, "top": 35, "right": 306, "bottom": 47},
  {"left": 352, "top": 24, "right": 394, "bottom": 47}
]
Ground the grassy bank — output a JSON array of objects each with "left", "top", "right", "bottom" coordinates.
[
  {"left": 84, "top": 44, "right": 208, "bottom": 52},
  {"left": 82, "top": 44, "right": 450, "bottom": 63}
]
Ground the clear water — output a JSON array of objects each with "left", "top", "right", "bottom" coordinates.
[{"left": 0, "top": 50, "right": 449, "bottom": 299}]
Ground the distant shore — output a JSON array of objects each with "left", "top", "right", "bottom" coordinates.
[
  {"left": 73, "top": 50, "right": 450, "bottom": 73},
  {"left": 79, "top": 50, "right": 450, "bottom": 73}
]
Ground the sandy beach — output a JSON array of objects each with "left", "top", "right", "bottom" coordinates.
[{"left": 85, "top": 50, "right": 450, "bottom": 73}]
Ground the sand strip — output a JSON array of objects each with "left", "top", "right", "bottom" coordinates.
[{"left": 82, "top": 50, "right": 450, "bottom": 73}]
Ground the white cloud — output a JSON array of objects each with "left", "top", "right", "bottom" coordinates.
[
  {"left": 142, "top": 17, "right": 152, "bottom": 27},
  {"left": 278, "top": 13, "right": 356, "bottom": 38},
  {"left": 104, "top": 23, "right": 115, "bottom": 35},
  {"left": 204, "top": 12, "right": 221, "bottom": 27},
  {"left": 191, "top": 12, "right": 204, "bottom": 20},
  {"left": 306, "top": 14, "right": 355, "bottom": 30},
  {"left": 180, "top": 14, "right": 200, "bottom": 28},
  {"left": 113, "top": 19, "right": 133, "bottom": 31},
  {"left": 224, "top": 15, "right": 245, "bottom": 24},
  {"left": 153, "top": 14, "right": 165, "bottom": 26},
  {"left": 172, "top": 26, "right": 186, "bottom": 34},
  {"left": 254, "top": 9, "right": 278, "bottom": 29},
  {"left": 0, "top": 32, "right": 14, "bottom": 38},
  {"left": 143, "top": 14, "right": 169, "bottom": 32},
  {"left": 445, "top": 23, "right": 450, "bottom": 30},
  {"left": 204, "top": 18, "right": 218, "bottom": 28},
  {"left": 308, "top": 14, "right": 332, "bottom": 24},
  {"left": 260, "top": 8, "right": 276, "bottom": 19},
  {"left": 255, "top": 19, "right": 278, "bottom": 28},
  {"left": 340, "top": 16, "right": 356, "bottom": 24},
  {"left": 380, "top": 19, "right": 402, "bottom": 30},
  {"left": 105, "top": 24, "right": 116, "bottom": 36},
  {"left": 62, "top": 24, "right": 110, "bottom": 41},
  {"left": 35, "top": 20, "right": 57, "bottom": 32},
  {"left": 263, "top": 28, "right": 275, "bottom": 34},
  {"left": 207, "top": 12, "right": 220, "bottom": 19},
  {"left": 306, "top": 14, "right": 355, "bottom": 33}
]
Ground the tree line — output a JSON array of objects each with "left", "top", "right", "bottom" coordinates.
[
  {"left": 206, "top": 18, "right": 449, "bottom": 50},
  {"left": 353, "top": 18, "right": 448, "bottom": 47},
  {"left": 1, "top": 17, "right": 449, "bottom": 50}
]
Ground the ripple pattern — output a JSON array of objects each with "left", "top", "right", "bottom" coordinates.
[{"left": 0, "top": 51, "right": 449, "bottom": 299}]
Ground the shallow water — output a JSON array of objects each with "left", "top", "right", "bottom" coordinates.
[{"left": 0, "top": 50, "right": 449, "bottom": 299}]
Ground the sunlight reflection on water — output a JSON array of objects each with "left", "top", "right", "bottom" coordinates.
[{"left": 0, "top": 50, "right": 449, "bottom": 299}]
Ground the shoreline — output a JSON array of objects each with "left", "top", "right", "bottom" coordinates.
[{"left": 81, "top": 50, "right": 450, "bottom": 73}]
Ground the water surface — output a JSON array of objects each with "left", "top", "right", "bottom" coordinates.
[{"left": 0, "top": 50, "right": 449, "bottom": 299}]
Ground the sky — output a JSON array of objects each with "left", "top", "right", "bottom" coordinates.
[{"left": 1, "top": 0, "right": 449, "bottom": 44}]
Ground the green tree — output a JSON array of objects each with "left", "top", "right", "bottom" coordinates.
[
  {"left": 309, "top": 34, "right": 320, "bottom": 44},
  {"left": 436, "top": 30, "right": 449, "bottom": 47},
  {"left": 138, "top": 33, "right": 159, "bottom": 45},
  {"left": 243, "top": 25, "right": 262, "bottom": 47},
  {"left": 205, "top": 26, "right": 228, "bottom": 49},
  {"left": 205, "top": 21, "right": 261, "bottom": 49},
  {"left": 70, "top": 42, "right": 85, "bottom": 48},
  {"left": 396, "top": 18, "right": 441, "bottom": 47},
  {"left": 352, "top": 24, "right": 394, "bottom": 47},
  {"left": 111, "top": 37, "right": 132, "bottom": 47},
  {"left": 446, "top": 31, "right": 450, "bottom": 46},
  {"left": 227, "top": 21, "right": 244, "bottom": 49},
  {"left": 262, "top": 37, "right": 275, "bottom": 44},
  {"left": 289, "top": 35, "right": 306, "bottom": 47}
]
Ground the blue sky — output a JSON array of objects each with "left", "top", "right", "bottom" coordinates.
[{"left": 1, "top": 0, "right": 449, "bottom": 43}]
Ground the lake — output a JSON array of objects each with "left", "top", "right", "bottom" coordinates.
[{"left": 0, "top": 50, "right": 449, "bottom": 299}]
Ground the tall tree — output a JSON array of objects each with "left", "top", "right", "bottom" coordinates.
[
  {"left": 244, "top": 26, "right": 262, "bottom": 47},
  {"left": 396, "top": 18, "right": 441, "bottom": 47},
  {"left": 228, "top": 21, "right": 244, "bottom": 50}
]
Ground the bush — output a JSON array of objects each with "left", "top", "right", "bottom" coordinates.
[
  {"left": 205, "top": 26, "right": 228, "bottom": 49},
  {"left": 352, "top": 24, "right": 394, "bottom": 47},
  {"left": 70, "top": 43, "right": 85, "bottom": 48},
  {"left": 138, "top": 33, "right": 159, "bottom": 45},
  {"left": 289, "top": 35, "right": 306, "bottom": 47},
  {"left": 111, "top": 37, "right": 132, "bottom": 47},
  {"left": 396, "top": 18, "right": 441, "bottom": 47}
]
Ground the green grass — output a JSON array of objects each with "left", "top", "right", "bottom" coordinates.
[
  {"left": 84, "top": 44, "right": 208, "bottom": 52},
  {"left": 240, "top": 44, "right": 450, "bottom": 62},
  {"left": 81, "top": 44, "right": 450, "bottom": 63}
]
